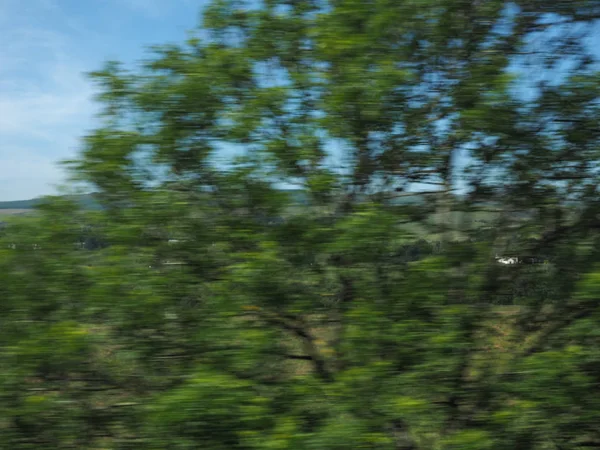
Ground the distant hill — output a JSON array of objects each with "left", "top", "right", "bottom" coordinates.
[
  {"left": 0, "top": 189, "right": 455, "bottom": 212},
  {"left": 0, "top": 198, "right": 40, "bottom": 210},
  {"left": 0, "top": 194, "right": 101, "bottom": 211},
  {"left": 0, "top": 191, "right": 308, "bottom": 211}
]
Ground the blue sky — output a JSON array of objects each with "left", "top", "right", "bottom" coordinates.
[
  {"left": 0, "top": 0, "right": 208, "bottom": 201},
  {"left": 1, "top": 2, "right": 598, "bottom": 201}
]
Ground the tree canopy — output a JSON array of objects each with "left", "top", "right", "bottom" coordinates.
[{"left": 1, "top": 0, "right": 600, "bottom": 448}]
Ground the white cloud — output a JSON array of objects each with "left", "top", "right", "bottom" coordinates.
[
  {"left": 0, "top": 0, "right": 203, "bottom": 201},
  {"left": 0, "top": 1, "right": 98, "bottom": 201},
  {"left": 0, "top": 146, "right": 70, "bottom": 201},
  {"left": 0, "top": 64, "right": 94, "bottom": 140}
]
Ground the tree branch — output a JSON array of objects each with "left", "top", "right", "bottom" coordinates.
[{"left": 244, "top": 310, "right": 333, "bottom": 382}]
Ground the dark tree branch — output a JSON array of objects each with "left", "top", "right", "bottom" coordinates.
[{"left": 244, "top": 310, "right": 333, "bottom": 382}]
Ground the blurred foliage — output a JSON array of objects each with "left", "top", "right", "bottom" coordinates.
[{"left": 2, "top": 0, "right": 600, "bottom": 448}]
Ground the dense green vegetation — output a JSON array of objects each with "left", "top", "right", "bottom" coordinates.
[{"left": 1, "top": 0, "right": 600, "bottom": 448}]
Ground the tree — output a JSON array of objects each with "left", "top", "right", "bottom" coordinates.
[{"left": 1, "top": 0, "right": 600, "bottom": 448}]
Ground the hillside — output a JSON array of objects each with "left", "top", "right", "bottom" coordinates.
[
  {"left": 0, "top": 198, "right": 41, "bottom": 210},
  {"left": 0, "top": 194, "right": 101, "bottom": 211},
  {"left": 0, "top": 189, "right": 455, "bottom": 211}
]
